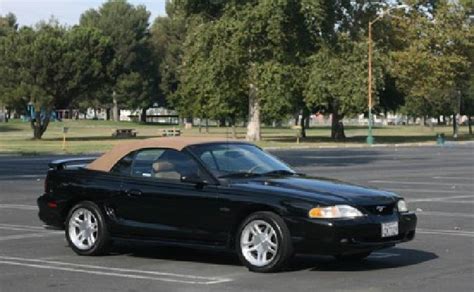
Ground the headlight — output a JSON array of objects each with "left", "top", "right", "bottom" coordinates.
[
  {"left": 397, "top": 199, "right": 408, "bottom": 212},
  {"left": 308, "top": 205, "right": 364, "bottom": 218}
]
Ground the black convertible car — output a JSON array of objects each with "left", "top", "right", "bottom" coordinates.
[{"left": 38, "top": 137, "right": 417, "bottom": 272}]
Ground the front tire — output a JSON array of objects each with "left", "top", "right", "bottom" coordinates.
[
  {"left": 65, "top": 201, "right": 111, "bottom": 256},
  {"left": 236, "top": 211, "right": 293, "bottom": 273}
]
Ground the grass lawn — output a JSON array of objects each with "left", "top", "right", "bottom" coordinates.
[{"left": 0, "top": 119, "right": 472, "bottom": 155}]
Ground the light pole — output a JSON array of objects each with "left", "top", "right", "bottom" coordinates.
[{"left": 367, "top": 5, "right": 408, "bottom": 145}]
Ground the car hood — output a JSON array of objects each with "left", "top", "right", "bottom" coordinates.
[{"left": 229, "top": 176, "right": 398, "bottom": 205}]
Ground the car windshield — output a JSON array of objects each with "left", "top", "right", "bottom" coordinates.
[{"left": 189, "top": 143, "right": 296, "bottom": 178}]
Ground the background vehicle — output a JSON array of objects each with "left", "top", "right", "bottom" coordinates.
[{"left": 38, "top": 137, "right": 417, "bottom": 272}]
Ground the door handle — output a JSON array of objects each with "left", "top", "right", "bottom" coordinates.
[{"left": 125, "top": 189, "right": 142, "bottom": 197}]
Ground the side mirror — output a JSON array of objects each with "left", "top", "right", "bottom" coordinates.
[{"left": 181, "top": 175, "right": 207, "bottom": 186}]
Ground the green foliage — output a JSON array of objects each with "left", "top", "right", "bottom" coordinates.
[
  {"left": 150, "top": 1, "right": 188, "bottom": 106},
  {"left": 0, "top": 13, "right": 18, "bottom": 36},
  {"left": 390, "top": 1, "right": 473, "bottom": 117},
  {"left": 305, "top": 36, "right": 383, "bottom": 117},
  {"left": 0, "top": 22, "right": 113, "bottom": 138},
  {"left": 80, "top": 0, "right": 158, "bottom": 111},
  {"left": 172, "top": 0, "right": 326, "bottom": 133}
]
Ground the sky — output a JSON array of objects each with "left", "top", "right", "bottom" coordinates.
[{"left": 0, "top": 0, "right": 168, "bottom": 27}]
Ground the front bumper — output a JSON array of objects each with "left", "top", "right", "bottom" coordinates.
[{"left": 289, "top": 212, "right": 417, "bottom": 255}]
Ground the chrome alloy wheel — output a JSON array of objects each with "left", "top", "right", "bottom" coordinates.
[
  {"left": 68, "top": 208, "right": 99, "bottom": 250},
  {"left": 240, "top": 220, "right": 278, "bottom": 267}
]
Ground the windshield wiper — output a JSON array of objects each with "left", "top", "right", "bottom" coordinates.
[
  {"left": 261, "top": 170, "right": 298, "bottom": 176},
  {"left": 218, "top": 172, "right": 263, "bottom": 179}
]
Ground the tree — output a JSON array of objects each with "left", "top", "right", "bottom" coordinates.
[
  {"left": 0, "top": 23, "right": 113, "bottom": 138},
  {"left": 173, "top": 0, "right": 322, "bottom": 141},
  {"left": 150, "top": 2, "right": 188, "bottom": 108},
  {"left": 0, "top": 13, "right": 18, "bottom": 36},
  {"left": 80, "top": 0, "right": 157, "bottom": 121},
  {"left": 390, "top": 1, "right": 473, "bottom": 134},
  {"left": 305, "top": 36, "right": 384, "bottom": 140}
]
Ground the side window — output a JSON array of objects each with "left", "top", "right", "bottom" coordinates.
[
  {"left": 132, "top": 149, "right": 165, "bottom": 177},
  {"left": 111, "top": 152, "right": 135, "bottom": 176},
  {"left": 131, "top": 148, "right": 205, "bottom": 181}
]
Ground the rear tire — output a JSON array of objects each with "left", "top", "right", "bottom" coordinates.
[
  {"left": 334, "top": 251, "right": 372, "bottom": 261},
  {"left": 236, "top": 211, "right": 293, "bottom": 273},
  {"left": 65, "top": 201, "right": 111, "bottom": 256}
]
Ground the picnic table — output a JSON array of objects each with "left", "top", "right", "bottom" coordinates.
[
  {"left": 161, "top": 128, "right": 181, "bottom": 137},
  {"left": 112, "top": 128, "right": 137, "bottom": 138}
]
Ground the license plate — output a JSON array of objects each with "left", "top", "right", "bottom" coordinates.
[{"left": 381, "top": 221, "right": 399, "bottom": 238}]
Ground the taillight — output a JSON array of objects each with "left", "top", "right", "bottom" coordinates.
[{"left": 47, "top": 201, "right": 57, "bottom": 208}]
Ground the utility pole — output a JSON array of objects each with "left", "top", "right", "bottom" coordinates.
[
  {"left": 366, "top": 5, "right": 409, "bottom": 145},
  {"left": 367, "top": 19, "right": 374, "bottom": 145}
]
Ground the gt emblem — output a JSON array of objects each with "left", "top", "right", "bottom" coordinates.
[{"left": 376, "top": 206, "right": 386, "bottom": 212}]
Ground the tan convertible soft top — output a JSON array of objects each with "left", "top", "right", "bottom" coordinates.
[{"left": 87, "top": 136, "right": 241, "bottom": 172}]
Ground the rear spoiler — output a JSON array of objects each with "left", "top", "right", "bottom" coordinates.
[{"left": 48, "top": 157, "right": 98, "bottom": 170}]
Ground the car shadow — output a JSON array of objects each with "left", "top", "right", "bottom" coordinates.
[
  {"left": 286, "top": 247, "right": 438, "bottom": 272},
  {"left": 111, "top": 242, "right": 242, "bottom": 267},
  {"left": 110, "top": 243, "right": 436, "bottom": 272}
]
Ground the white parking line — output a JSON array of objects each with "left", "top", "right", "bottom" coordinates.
[
  {"left": 417, "top": 228, "right": 474, "bottom": 238},
  {"left": 0, "top": 223, "right": 46, "bottom": 230},
  {"left": 0, "top": 256, "right": 233, "bottom": 285},
  {"left": 0, "top": 174, "right": 44, "bottom": 179},
  {"left": 0, "top": 204, "right": 37, "bottom": 210},
  {"left": 0, "top": 224, "right": 62, "bottom": 241},
  {"left": 369, "top": 252, "right": 399, "bottom": 259},
  {"left": 386, "top": 188, "right": 470, "bottom": 194},
  {"left": 415, "top": 211, "right": 474, "bottom": 218},
  {"left": 408, "top": 195, "right": 474, "bottom": 202},
  {"left": 0, "top": 232, "right": 61, "bottom": 242},
  {"left": 433, "top": 176, "right": 474, "bottom": 180},
  {"left": 370, "top": 180, "right": 474, "bottom": 187}
]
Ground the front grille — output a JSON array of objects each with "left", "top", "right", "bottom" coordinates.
[{"left": 363, "top": 203, "right": 395, "bottom": 215}]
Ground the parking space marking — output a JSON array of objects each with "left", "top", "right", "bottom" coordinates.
[
  {"left": 0, "top": 174, "right": 44, "bottom": 179},
  {"left": 0, "top": 223, "right": 46, "bottom": 230},
  {"left": 369, "top": 252, "right": 399, "bottom": 259},
  {"left": 0, "top": 232, "right": 62, "bottom": 242},
  {"left": 0, "top": 224, "right": 62, "bottom": 241},
  {"left": 417, "top": 228, "right": 474, "bottom": 238},
  {"left": 433, "top": 176, "right": 474, "bottom": 180},
  {"left": 0, "top": 204, "right": 37, "bottom": 210},
  {"left": 0, "top": 256, "right": 233, "bottom": 285},
  {"left": 386, "top": 188, "right": 470, "bottom": 194},
  {"left": 416, "top": 211, "right": 474, "bottom": 218},
  {"left": 370, "top": 180, "right": 474, "bottom": 187},
  {"left": 408, "top": 195, "right": 474, "bottom": 202}
]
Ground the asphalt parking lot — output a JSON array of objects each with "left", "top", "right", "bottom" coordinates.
[{"left": 0, "top": 144, "right": 473, "bottom": 291}]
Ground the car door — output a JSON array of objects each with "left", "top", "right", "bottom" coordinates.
[{"left": 112, "top": 148, "right": 224, "bottom": 243}]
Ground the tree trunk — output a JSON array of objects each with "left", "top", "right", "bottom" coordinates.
[
  {"left": 331, "top": 110, "right": 345, "bottom": 141},
  {"left": 468, "top": 116, "right": 472, "bottom": 135},
  {"left": 112, "top": 92, "right": 119, "bottom": 122},
  {"left": 140, "top": 108, "right": 147, "bottom": 123},
  {"left": 30, "top": 109, "right": 50, "bottom": 139},
  {"left": 218, "top": 118, "right": 226, "bottom": 127},
  {"left": 453, "top": 113, "right": 458, "bottom": 138},
  {"left": 230, "top": 117, "right": 237, "bottom": 139},
  {"left": 205, "top": 118, "right": 209, "bottom": 133},
  {"left": 301, "top": 107, "right": 310, "bottom": 138},
  {"left": 294, "top": 112, "right": 300, "bottom": 126},
  {"left": 246, "top": 83, "right": 261, "bottom": 141}
]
